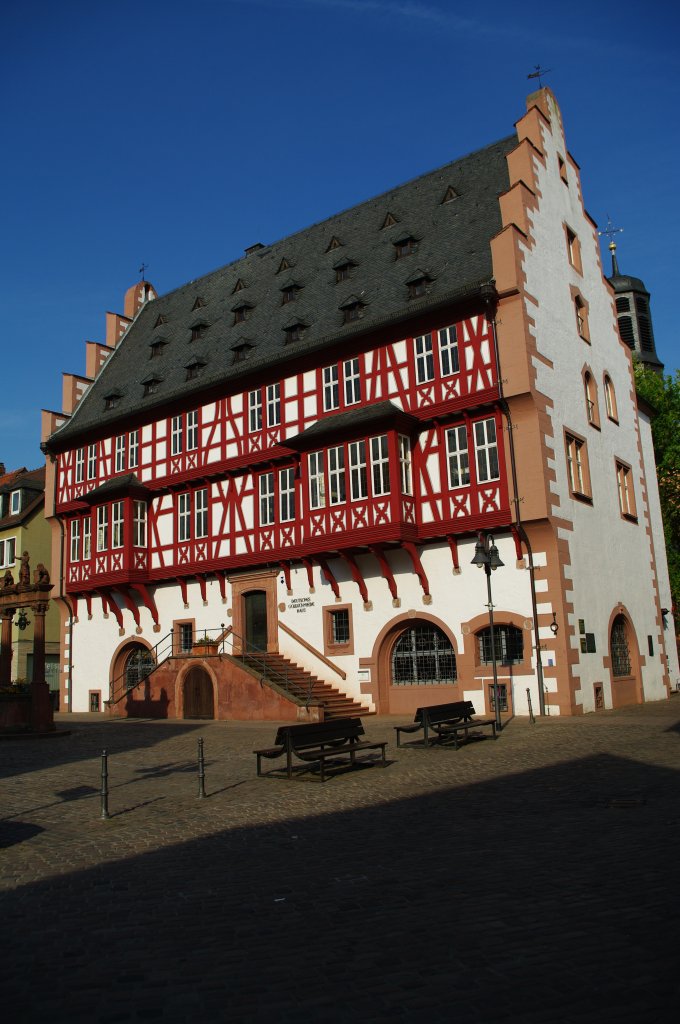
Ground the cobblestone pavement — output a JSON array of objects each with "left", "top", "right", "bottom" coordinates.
[{"left": 2, "top": 701, "right": 680, "bottom": 1022}]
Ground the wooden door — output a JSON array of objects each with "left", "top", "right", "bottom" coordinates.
[
  {"left": 183, "top": 666, "right": 214, "bottom": 719},
  {"left": 244, "top": 590, "right": 268, "bottom": 652}
]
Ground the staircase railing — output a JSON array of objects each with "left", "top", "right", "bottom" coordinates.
[{"left": 105, "top": 626, "right": 316, "bottom": 709}]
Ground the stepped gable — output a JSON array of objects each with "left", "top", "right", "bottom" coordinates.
[{"left": 48, "top": 134, "right": 515, "bottom": 450}]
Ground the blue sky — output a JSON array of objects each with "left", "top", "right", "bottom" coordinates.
[{"left": 2, "top": 0, "right": 678, "bottom": 471}]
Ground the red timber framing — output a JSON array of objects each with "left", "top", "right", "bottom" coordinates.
[{"left": 55, "top": 307, "right": 513, "bottom": 596}]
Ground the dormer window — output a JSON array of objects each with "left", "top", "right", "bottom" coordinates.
[
  {"left": 277, "top": 257, "right": 292, "bottom": 274},
  {"left": 340, "top": 297, "right": 365, "bottom": 324},
  {"left": 283, "top": 321, "right": 307, "bottom": 344},
  {"left": 232, "top": 278, "right": 246, "bottom": 293},
  {"left": 142, "top": 376, "right": 161, "bottom": 397},
  {"left": 395, "top": 235, "right": 417, "bottom": 259},
  {"left": 232, "top": 341, "right": 254, "bottom": 363},
  {"left": 406, "top": 270, "right": 433, "bottom": 299},
  {"left": 326, "top": 236, "right": 342, "bottom": 252},
  {"left": 191, "top": 322, "right": 209, "bottom": 341},
  {"left": 185, "top": 359, "right": 205, "bottom": 382},
  {"left": 381, "top": 212, "right": 399, "bottom": 229},
  {"left": 334, "top": 260, "right": 356, "bottom": 283},
  {"left": 232, "top": 302, "right": 252, "bottom": 325},
  {"left": 281, "top": 283, "right": 301, "bottom": 305},
  {"left": 192, "top": 297, "right": 206, "bottom": 310},
  {"left": 10, "top": 490, "right": 21, "bottom": 515},
  {"left": 149, "top": 338, "right": 167, "bottom": 358},
  {"left": 104, "top": 391, "right": 121, "bottom": 410},
  {"left": 154, "top": 314, "right": 167, "bottom": 328},
  {"left": 441, "top": 185, "right": 459, "bottom": 204}
]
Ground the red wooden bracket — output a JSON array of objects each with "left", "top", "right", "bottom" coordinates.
[
  {"left": 340, "top": 551, "right": 368, "bottom": 604},
  {"left": 403, "top": 542, "right": 430, "bottom": 596},
  {"left": 197, "top": 575, "right": 207, "bottom": 604},
  {"left": 447, "top": 534, "right": 460, "bottom": 572},
  {"left": 370, "top": 545, "right": 398, "bottom": 601},
  {"left": 301, "top": 558, "right": 315, "bottom": 591},
  {"left": 317, "top": 558, "right": 340, "bottom": 599},
  {"left": 115, "top": 587, "right": 140, "bottom": 628},
  {"left": 279, "top": 561, "right": 292, "bottom": 593},
  {"left": 177, "top": 577, "right": 189, "bottom": 607},
  {"left": 510, "top": 525, "right": 524, "bottom": 561},
  {"left": 130, "top": 583, "right": 159, "bottom": 626},
  {"left": 97, "top": 590, "right": 123, "bottom": 629}
]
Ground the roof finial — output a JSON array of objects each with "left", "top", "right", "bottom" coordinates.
[
  {"left": 139, "top": 262, "right": 148, "bottom": 282},
  {"left": 527, "top": 65, "right": 552, "bottom": 88},
  {"left": 598, "top": 215, "right": 623, "bottom": 276}
]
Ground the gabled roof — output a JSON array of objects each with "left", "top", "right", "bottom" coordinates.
[{"left": 49, "top": 134, "right": 515, "bottom": 449}]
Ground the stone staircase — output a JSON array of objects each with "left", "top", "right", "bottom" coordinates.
[{"left": 234, "top": 651, "right": 371, "bottom": 719}]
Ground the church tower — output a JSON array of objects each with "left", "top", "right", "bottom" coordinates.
[{"left": 607, "top": 240, "right": 663, "bottom": 371}]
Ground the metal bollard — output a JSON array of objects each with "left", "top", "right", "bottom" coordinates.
[
  {"left": 197, "top": 738, "right": 206, "bottom": 799},
  {"left": 100, "top": 749, "right": 110, "bottom": 819},
  {"left": 526, "top": 689, "right": 535, "bottom": 725}
]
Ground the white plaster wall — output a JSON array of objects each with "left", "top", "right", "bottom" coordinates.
[{"left": 521, "top": 94, "right": 668, "bottom": 710}]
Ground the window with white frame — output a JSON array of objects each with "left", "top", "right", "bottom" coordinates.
[
  {"left": 111, "top": 501, "right": 124, "bottom": 549},
  {"left": 248, "top": 390, "right": 262, "bottom": 432},
  {"left": 616, "top": 461, "right": 636, "bottom": 519},
  {"left": 565, "top": 432, "right": 591, "bottom": 499},
  {"left": 187, "top": 410, "right": 198, "bottom": 451},
  {"left": 399, "top": 435, "right": 412, "bottom": 495},
  {"left": 178, "top": 493, "right": 191, "bottom": 542},
  {"left": 75, "top": 448, "right": 84, "bottom": 484},
  {"left": 70, "top": 519, "right": 81, "bottom": 562},
  {"left": 83, "top": 518, "right": 92, "bottom": 560},
  {"left": 344, "top": 358, "right": 361, "bottom": 405},
  {"left": 474, "top": 418, "right": 500, "bottom": 483},
  {"left": 259, "top": 473, "right": 275, "bottom": 526},
  {"left": 97, "top": 506, "right": 109, "bottom": 552},
  {"left": 446, "top": 424, "right": 470, "bottom": 487},
  {"left": 171, "top": 415, "right": 183, "bottom": 456},
  {"left": 604, "top": 376, "right": 618, "bottom": 422},
  {"left": 415, "top": 333, "right": 434, "bottom": 384},
  {"left": 0, "top": 536, "right": 16, "bottom": 569},
  {"left": 10, "top": 490, "right": 21, "bottom": 515},
  {"left": 115, "top": 435, "right": 126, "bottom": 473},
  {"left": 128, "top": 430, "right": 139, "bottom": 469},
  {"left": 280, "top": 468, "right": 295, "bottom": 522},
  {"left": 133, "top": 501, "right": 147, "bottom": 547},
  {"left": 195, "top": 487, "right": 208, "bottom": 538},
  {"left": 349, "top": 440, "right": 368, "bottom": 500},
  {"left": 328, "top": 446, "right": 346, "bottom": 505},
  {"left": 439, "top": 324, "right": 460, "bottom": 377},
  {"left": 87, "top": 444, "right": 98, "bottom": 480},
  {"left": 323, "top": 365, "right": 339, "bottom": 411},
  {"left": 266, "top": 384, "right": 281, "bottom": 427},
  {"left": 309, "top": 452, "right": 326, "bottom": 509},
  {"left": 371, "top": 435, "right": 390, "bottom": 495}
]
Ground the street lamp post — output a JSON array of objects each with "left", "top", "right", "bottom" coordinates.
[{"left": 471, "top": 532, "right": 504, "bottom": 733}]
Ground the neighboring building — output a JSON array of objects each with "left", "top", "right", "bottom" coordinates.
[
  {"left": 41, "top": 87, "right": 679, "bottom": 720},
  {"left": 0, "top": 465, "right": 61, "bottom": 700}
]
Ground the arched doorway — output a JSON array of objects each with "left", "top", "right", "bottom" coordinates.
[
  {"left": 244, "top": 590, "right": 268, "bottom": 652},
  {"left": 608, "top": 610, "right": 642, "bottom": 707},
  {"left": 183, "top": 665, "right": 214, "bottom": 719}
]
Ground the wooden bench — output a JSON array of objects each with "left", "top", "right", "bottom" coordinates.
[
  {"left": 394, "top": 700, "right": 497, "bottom": 749},
  {"left": 254, "top": 718, "right": 388, "bottom": 782}
]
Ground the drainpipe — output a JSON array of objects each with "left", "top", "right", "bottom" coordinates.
[{"left": 481, "top": 283, "right": 546, "bottom": 716}]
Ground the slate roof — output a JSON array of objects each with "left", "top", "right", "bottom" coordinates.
[{"left": 49, "top": 134, "right": 516, "bottom": 450}]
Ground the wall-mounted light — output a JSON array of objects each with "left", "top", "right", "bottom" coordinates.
[{"left": 550, "top": 611, "right": 559, "bottom": 635}]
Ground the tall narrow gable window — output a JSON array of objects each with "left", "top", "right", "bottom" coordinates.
[
  {"left": 604, "top": 375, "right": 618, "bottom": 422},
  {"left": 249, "top": 390, "right": 262, "bottom": 432},
  {"left": 565, "top": 431, "right": 591, "bottom": 501},
  {"left": 323, "top": 365, "right": 339, "bottom": 411},
  {"left": 584, "top": 371, "right": 600, "bottom": 428},
  {"left": 616, "top": 460, "right": 637, "bottom": 520},
  {"left": 439, "top": 325, "right": 460, "bottom": 376},
  {"left": 474, "top": 418, "right": 499, "bottom": 483},
  {"left": 446, "top": 425, "right": 470, "bottom": 488},
  {"left": 574, "top": 293, "right": 590, "bottom": 342},
  {"left": 415, "top": 333, "right": 434, "bottom": 384}
]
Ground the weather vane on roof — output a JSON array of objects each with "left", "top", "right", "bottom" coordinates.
[
  {"left": 139, "top": 263, "right": 148, "bottom": 281},
  {"left": 527, "top": 65, "right": 552, "bottom": 87},
  {"left": 598, "top": 215, "right": 623, "bottom": 247}
]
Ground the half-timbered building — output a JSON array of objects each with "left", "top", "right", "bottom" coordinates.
[{"left": 42, "top": 87, "right": 679, "bottom": 719}]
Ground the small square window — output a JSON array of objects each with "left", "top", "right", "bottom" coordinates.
[{"left": 324, "top": 605, "right": 354, "bottom": 655}]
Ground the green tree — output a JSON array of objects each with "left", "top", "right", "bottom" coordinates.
[{"left": 634, "top": 363, "right": 680, "bottom": 618}]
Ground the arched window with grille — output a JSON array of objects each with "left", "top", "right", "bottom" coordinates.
[
  {"left": 477, "top": 625, "right": 524, "bottom": 666},
  {"left": 391, "top": 624, "right": 456, "bottom": 686},
  {"left": 610, "top": 615, "right": 631, "bottom": 677}
]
